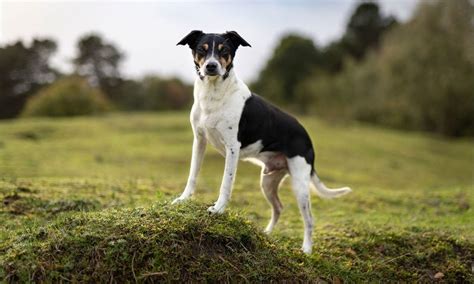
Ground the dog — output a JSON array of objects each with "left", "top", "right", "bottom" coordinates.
[{"left": 173, "top": 30, "right": 351, "bottom": 254}]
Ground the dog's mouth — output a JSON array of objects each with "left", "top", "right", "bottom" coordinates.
[
  {"left": 204, "top": 70, "right": 220, "bottom": 77},
  {"left": 201, "top": 60, "right": 223, "bottom": 78}
]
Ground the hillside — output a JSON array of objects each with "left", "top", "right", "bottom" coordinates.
[{"left": 1, "top": 112, "right": 473, "bottom": 282}]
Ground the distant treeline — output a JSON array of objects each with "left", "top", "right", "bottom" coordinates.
[
  {"left": 1, "top": 0, "right": 473, "bottom": 137},
  {"left": 252, "top": 0, "right": 474, "bottom": 137},
  {"left": 0, "top": 34, "right": 193, "bottom": 119}
]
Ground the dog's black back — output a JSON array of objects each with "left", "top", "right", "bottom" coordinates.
[{"left": 238, "top": 94, "right": 315, "bottom": 170}]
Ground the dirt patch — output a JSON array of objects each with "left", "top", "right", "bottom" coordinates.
[
  {"left": 15, "top": 131, "right": 40, "bottom": 141},
  {"left": 2, "top": 191, "right": 100, "bottom": 216}
]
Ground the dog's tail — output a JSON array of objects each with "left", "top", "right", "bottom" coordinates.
[{"left": 310, "top": 170, "right": 352, "bottom": 199}]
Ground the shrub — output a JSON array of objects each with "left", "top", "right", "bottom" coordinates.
[
  {"left": 22, "top": 76, "right": 111, "bottom": 117},
  {"left": 109, "top": 76, "right": 192, "bottom": 111},
  {"left": 141, "top": 76, "right": 192, "bottom": 110}
]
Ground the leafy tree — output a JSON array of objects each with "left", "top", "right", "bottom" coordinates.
[
  {"left": 252, "top": 34, "right": 321, "bottom": 103},
  {"left": 342, "top": 1, "right": 397, "bottom": 60},
  {"left": 141, "top": 76, "right": 192, "bottom": 110},
  {"left": 374, "top": 0, "right": 474, "bottom": 136},
  {"left": 111, "top": 79, "right": 147, "bottom": 110},
  {"left": 73, "top": 34, "right": 123, "bottom": 101},
  {"left": 253, "top": 2, "right": 397, "bottom": 106},
  {"left": 320, "top": 41, "right": 347, "bottom": 73},
  {"left": 298, "top": 0, "right": 474, "bottom": 137},
  {"left": 321, "top": 1, "right": 397, "bottom": 73},
  {"left": 0, "top": 39, "right": 57, "bottom": 118}
]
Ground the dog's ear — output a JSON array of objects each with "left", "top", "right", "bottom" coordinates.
[
  {"left": 223, "top": 31, "right": 251, "bottom": 49},
  {"left": 177, "top": 30, "right": 204, "bottom": 49}
]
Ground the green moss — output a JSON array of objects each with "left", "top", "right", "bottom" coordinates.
[
  {"left": 0, "top": 202, "right": 317, "bottom": 282},
  {"left": 1, "top": 202, "right": 472, "bottom": 282}
]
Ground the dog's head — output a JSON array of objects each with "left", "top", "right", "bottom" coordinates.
[{"left": 177, "top": 31, "right": 251, "bottom": 78}]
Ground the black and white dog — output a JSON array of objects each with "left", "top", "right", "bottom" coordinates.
[{"left": 173, "top": 30, "right": 351, "bottom": 254}]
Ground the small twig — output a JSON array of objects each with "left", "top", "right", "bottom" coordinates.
[
  {"left": 131, "top": 251, "right": 137, "bottom": 283},
  {"left": 59, "top": 274, "right": 72, "bottom": 282},
  {"left": 219, "top": 255, "right": 240, "bottom": 272},
  {"left": 140, "top": 271, "right": 168, "bottom": 278},
  {"left": 374, "top": 252, "right": 412, "bottom": 268}
]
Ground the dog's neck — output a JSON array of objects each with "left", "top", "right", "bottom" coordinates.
[
  {"left": 195, "top": 68, "right": 238, "bottom": 98},
  {"left": 194, "top": 69, "right": 250, "bottom": 113}
]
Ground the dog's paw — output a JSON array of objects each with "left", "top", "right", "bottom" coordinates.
[
  {"left": 263, "top": 227, "right": 273, "bottom": 235},
  {"left": 302, "top": 244, "right": 312, "bottom": 254},
  {"left": 171, "top": 196, "right": 188, "bottom": 205},
  {"left": 207, "top": 204, "right": 225, "bottom": 214}
]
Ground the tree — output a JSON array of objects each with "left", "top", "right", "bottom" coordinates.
[
  {"left": 0, "top": 38, "right": 58, "bottom": 118},
  {"left": 141, "top": 76, "right": 192, "bottom": 110},
  {"left": 320, "top": 1, "right": 397, "bottom": 73},
  {"left": 342, "top": 1, "right": 397, "bottom": 60},
  {"left": 320, "top": 41, "right": 347, "bottom": 73},
  {"left": 252, "top": 34, "right": 321, "bottom": 103},
  {"left": 107, "top": 75, "right": 192, "bottom": 111},
  {"left": 373, "top": 0, "right": 474, "bottom": 136},
  {"left": 298, "top": 0, "right": 474, "bottom": 137},
  {"left": 252, "top": 2, "right": 398, "bottom": 108},
  {"left": 73, "top": 34, "right": 124, "bottom": 101}
]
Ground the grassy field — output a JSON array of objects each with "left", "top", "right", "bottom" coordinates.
[{"left": 0, "top": 112, "right": 473, "bottom": 282}]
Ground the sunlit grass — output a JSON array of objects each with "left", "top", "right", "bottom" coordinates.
[{"left": 0, "top": 112, "right": 473, "bottom": 281}]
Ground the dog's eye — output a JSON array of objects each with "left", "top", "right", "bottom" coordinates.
[
  {"left": 196, "top": 48, "right": 206, "bottom": 55},
  {"left": 221, "top": 49, "right": 230, "bottom": 56}
]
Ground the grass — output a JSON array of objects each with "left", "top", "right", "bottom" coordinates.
[
  {"left": 0, "top": 112, "right": 473, "bottom": 282},
  {"left": 2, "top": 202, "right": 314, "bottom": 282}
]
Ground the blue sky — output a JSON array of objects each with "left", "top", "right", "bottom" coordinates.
[{"left": 0, "top": 0, "right": 418, "bottom": 83}]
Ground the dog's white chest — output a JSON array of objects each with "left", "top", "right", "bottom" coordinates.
[
  {"left": 199, "top": 112, "right": 228, "bottom": 155},
  {"left": 192, "top": 74, "right": 251, "bottom": 156},
  {"left": 196, "top": 99, "right": 242, "bottom": 156}
]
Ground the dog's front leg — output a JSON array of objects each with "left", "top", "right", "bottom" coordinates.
[
  {"left": 208, "top": 143, "right": 240, "bottom": 214},
  {"left": 172, "top": 133, "right": 206, "bottom": 204}
]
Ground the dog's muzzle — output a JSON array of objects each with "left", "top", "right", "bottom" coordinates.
[{"left": 204, "top": 62, "right": 219, "bottom": 76}]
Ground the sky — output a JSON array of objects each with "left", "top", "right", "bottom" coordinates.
[{"left": 0, "top": 0, "right": 418, "bottom": 83}]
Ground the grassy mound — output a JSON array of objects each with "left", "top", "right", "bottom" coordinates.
[
  {"left": 0, "top": 202, "right": 314, "bottom": 282},
  {"left": 1, "top": 200, "right": 473, "bottom": 282}
]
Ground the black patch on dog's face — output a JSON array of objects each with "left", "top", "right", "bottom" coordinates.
[{"left": 177, "top": 30, "right": 251, "bottom": 77}]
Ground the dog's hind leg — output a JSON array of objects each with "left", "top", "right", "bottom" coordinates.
[
  {"left": 287, "top": 156, "right": 313, "bottom": 254},
  {"left": 260, "top": 169, "right": 287, "bottom": 234}
]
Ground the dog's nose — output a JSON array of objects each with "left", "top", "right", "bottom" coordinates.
[{"left": 206, "top": 62, "right": 217, "bottom": 73}]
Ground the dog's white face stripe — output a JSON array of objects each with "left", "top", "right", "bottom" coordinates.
[
  {"left": 211, "top": 40, "right": 215, "bottom": 57},
  {"left": 200, "top": 38, "right": 225, "bottom": 78}
]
